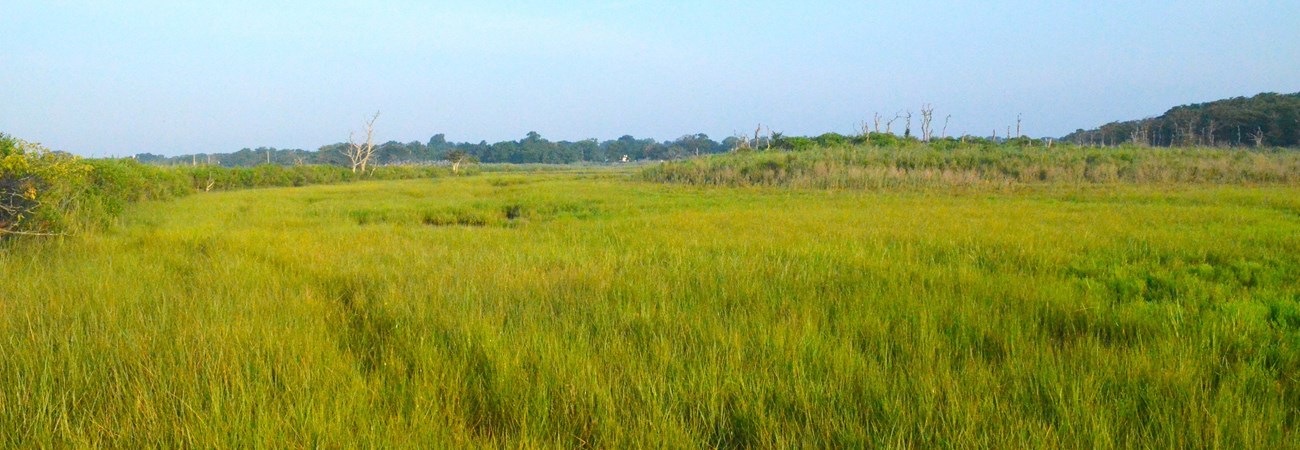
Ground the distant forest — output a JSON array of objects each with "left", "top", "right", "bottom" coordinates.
[
  {"left": 135, "top": 132, "right": 738, "bottom": 167},
  {"left": 1061, "top": 92, "right": 1300, "bottom": 147},
  {"left": 133, "top": 92, "right": 1300, "bottom": 168}
]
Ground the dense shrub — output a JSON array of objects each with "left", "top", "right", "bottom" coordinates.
[
  {"left": 858, "top": 132, "right": 911, "bottom": 147},
  {"left": 814, "top": 132, "right": 848, "bottom": 147},
  {"left": 772, "top": 136, "right": 815, "bottom": 151},
  {"left": 1, "top": 133, "right": 450, "bottom": 239},
  {"left": 0, "top": 135, "right": 90, "bottom": 236}
]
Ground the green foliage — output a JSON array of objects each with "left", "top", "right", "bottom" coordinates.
[
  {"left": 1063, "top": 91, "right": 1300, "bottom": 147},
  {"left": 861, "top": 131, "right": 910, "bottom": 147},
  {"left": 1, "top": 132, "right": 450, "bottom": 239},
  {"left": 0, "top": 134, "right": 91, "bottom": 236},
  {"left": 813, "top": 132, "right": 848, "bottom": 147},
  {"left": 772, "top": 135, "right": 815, "bottom": 151},
  {"left": 69, "top": 159, "right": 192, "bottom": 230}
]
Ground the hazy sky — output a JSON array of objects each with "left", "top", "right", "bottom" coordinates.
[{"left": 3, "top": 1, "right": 1298, "bottom": 156}]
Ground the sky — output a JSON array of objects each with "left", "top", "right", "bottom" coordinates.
[{"left": 2, "top": 1, "right": 1298, "bottom": 157}]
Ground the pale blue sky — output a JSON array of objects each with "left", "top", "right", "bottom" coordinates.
[{"left": 3, "top": 1, "right": 1298, "bottom": 156}]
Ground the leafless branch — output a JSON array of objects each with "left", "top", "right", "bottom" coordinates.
[{"left": 344, "top": 111, "right": 380, "bottom": 174}]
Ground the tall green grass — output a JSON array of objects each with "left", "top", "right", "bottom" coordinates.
[
  {"left": 2, "top": 172, "right": 1297, "bottom": 447},
  {"left": 640, "top": 144, "right": 1300, "bottom": 189}
]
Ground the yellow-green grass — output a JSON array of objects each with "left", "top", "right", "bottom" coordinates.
[
  {"left": 640, "top": 145, "right": 1300, "bottom": 188},
  {"left": 2, "top": 171, "right": 1298, "bottom": 447}
]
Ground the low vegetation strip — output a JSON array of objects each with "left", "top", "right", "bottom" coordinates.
[
  {"left": 0, "top": 133, "right": 450, "bottom": 238},
  {"left": 639, "top": 143, "right": 1300, "bottom": 189}
]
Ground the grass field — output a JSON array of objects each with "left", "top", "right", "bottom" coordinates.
[{"left": 3, "top": 169, "right": 1299, "bottom": 447}]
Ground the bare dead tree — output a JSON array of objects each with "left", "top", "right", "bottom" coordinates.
[
  {"left": 919, "top": 104, "right": 934, "bottom": 142},
  {"left": 873, "top": 113, "right": 883, "bottom": 133},
  {"left": 1203, "top": 119, "right": 1217, "bottom": 147},
  {"left": 1249, "top": 127, "right": 1266, "bottom": 147},
  {"left": 740, "top": 124, "right": 773, "bottom": 150},
  {"left": 733, "top": 129, "right": 751, "bottom": 151},
  {"left": 941, "top": 115, "right": 952, "bottom": 139},
  {"left": 904, "top": 111, "right": 913, "bottom": 138},
  {"left": 1016, "top": 114, "right": 1023, "bottom": 138},
  {"left": 1135, "top": 121, "right": 1152, "bottom": 147},
  {"left": 344, "top": 111, "right": 380, "bottom": 173},
  {"left": 445, "top": 149, "right": 475, "bottom": 174},
  {"left": 885, "top": 112, "right": 902, "bottom": 135},
  {"left": 452, "top": 154, "right": 469, "bottom": 173}
]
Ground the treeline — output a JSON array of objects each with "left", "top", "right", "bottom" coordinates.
[
  {"left": 1, "top": 133, "right": 448, "bottom": 239},
  {"left": 1061, "top": 92, "right": 1300, "bottom": 147},
  {"left": 136, "top": 132, "right": 738, "bottom": 167},
  {"left": 135, "top": 129, "right": 1012, "bottom": 169},
  {"left": 132, "top": 91, "right": 1300, "bottom": 169}
]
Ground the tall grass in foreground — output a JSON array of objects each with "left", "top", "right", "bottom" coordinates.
[
  {"left": 639, "top": 144, "right": 1300, "bottom": 189},
  {"left": 1, "top": 173, "right": 1297, "bottom": 447}
]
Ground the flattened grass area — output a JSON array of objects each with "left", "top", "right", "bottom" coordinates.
[{"left": 2, "top": 170, "right": 1299, "bottom": 447}]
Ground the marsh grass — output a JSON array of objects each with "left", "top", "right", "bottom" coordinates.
[
  {"left": 2, "top": 171, "right": 1298, "bottom": 447},
  {"left": 640, "top": 144, "right": 1300, "bottom": 189}
]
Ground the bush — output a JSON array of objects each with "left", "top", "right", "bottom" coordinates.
[
  {"left": 1, "top": 134, "right": 91, "bottom": 236},
  {"left": 814, "top": 133, "right": 848, "bottom": 147},
  {"left": 2, "top": 132, "right": 451, "bottom": 239},
  {"left": 75, "top": 159, "right": 192, "bottom": 229},
  {"left": 773, "top": 136, "right": 815, "bottom": 151}
]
